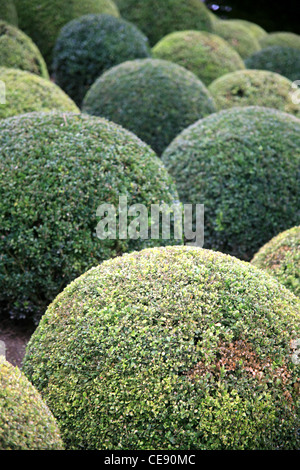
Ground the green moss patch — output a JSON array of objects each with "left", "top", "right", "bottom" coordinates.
[
  {"left": 213, "top": 20, "right": 261, "bottom": 58},
  {"left": 245, "top": 46, "right": 300, "bottom": 82}
]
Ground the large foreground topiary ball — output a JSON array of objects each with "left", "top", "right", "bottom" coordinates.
[
  {"left": 0, "top": 0, "right": 17, "bottom": 25},
  {"left": 0, "top": 357, "right": 64, "bottom": 449},
  {"left": 0, "top": 21, "right": 48, "bottom": 79},
  {"left": 252, "top": 226, "right": 300, "bottom": 297},
  {"left": 161, "top": 107, "right": 300, "bottom": 261},
  {"left": 15, "top": 0, "right": 120, "bottom": 66},
  {"left": 259, "top": 32, "right": 300, "bottom": 51},
  {"left": 212, "top": 20, "right": 261, "bottom": 58},
  {"left": 82, "top": 58, "right": 216, "bottom": 155},
  {"left": 22, "top": 246, "right": 300, "bottom": 450},
  {"left": 52, "top": 14, "right": 151, "bottom": 106},
  {"left": 114, "top": 0, "right": 213, "bottom": 46},
  {"left": 229, "top": 19, "right": 267, "bottom": 41},
  {"left": 208, "top": 69, "right": 300, "bottom": 116},
  {"left": 152, "top": 30, "right": 245, "bottom": 86},
  {"left": 245, "top": 46, "right": 300, "bottom": 82},
  {"left": 0, "top": 67, "right": 78, "bottom": 118},
  {"left": 0, "top": 112, "right": 179, "bottom": 323}
]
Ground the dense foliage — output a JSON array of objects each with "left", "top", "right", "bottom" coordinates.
[
  {"left": 212, "top": 20, "right": 261, "bottom": 58},
  {"left": 0, "top": 0, "right": 18, "bottom": 25},
  {"left": 229, "top": 19, "right": 267, "bottom": 40},
  {"left": 259, "top": 32, "right": 300, "bottom": 50},
  {"left": 245, "top": 46, "right": 300, "bottom": 82}
]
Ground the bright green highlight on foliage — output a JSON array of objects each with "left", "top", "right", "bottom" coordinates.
[
  {"left": 0, "top": 0, "right": 18, "bottom": 25},
  {"left": 245, "top": 46, "right": 300, "bottom": 82},
  {"left": 212, "top": 20, "right": 261, "bottom": 58},
  {"left": 229, "top": 19, "right": 267, "bottom": 41},
  {"left": 259, "top": 31, "right": 300, "bottom": 50}
]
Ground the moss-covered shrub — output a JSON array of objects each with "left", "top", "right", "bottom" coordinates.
[
  {"left": 0, "top": 357, "right": 64, "bottom": 449},
  {"left": 259, "top": 32, "right": 300, "bottom": 51},
  {"left": 245, "top": 46, "right": 300, "bottom": 82},
  {"left": 230, "top": 19, "right": 267, "bottom": 41},
  {"left": 0, "top": 67, "right": 78, "bottom": 119},
  {"left": 152, "top": 30, "right": 245, "bottom": 86},
  {"left": 15, "top": 0, "right": 120, "bottom": 66},
  {"left": 0, "top": 21, "right": 48, "bottom": 79},
  {"left": 22, "top": 245, "right": 300, "bottom": 450},
  {"left": 114, "top": 0, "right": 213, "bottom": 46},
  {"left": 161, "top": 107, "right": 300, "bottom": 261},
  {"left": 82, "top": 58, "right": 216, "bottom": 155},
  {"left": 208, "top": 69, "right": 300, "bottom": 116},
  {"left": 0, "top": 111, "right": 180, "bottom": 323},
  {"left": 252, "top": 226, "right": 300, "bottom": 297},
  {"left": 52, "top": 14, "right": 151, "bottom": 106},
  {"left": 0, "top": 0, "right": 18, "bottom": 25},
  {"left": 212, "top": 20, "right": 261, "bottom": 58}
]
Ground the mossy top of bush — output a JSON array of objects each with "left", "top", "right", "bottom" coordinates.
[
  {"left": 212, "top": 20, "right": 261, "bottom": 58},
  {"left": 208, "top": 69, "right": 300, "bottom": 116},
  {"left": 161, "top": 106, "right": 300, "bottom": 261},
  {"left": 251, "top": 226, "right": 300, "bottom": 297},
  {"left": 22, "top": 245, "right": 300, "bottom": 450},
  {"left": 52, "top": 13, "right": 151, "bottom": 106},
  {"left": 259, "top": 32, "right": 300, "bottom": 51},
  {"left": 0, "top": 111, "right": 179, "bottom": 323},
  {"left": 0, "top": 21, "right": 49, "bottom": 79},
  {"left": 0, "top": 0, "right": 18, "bottom": 25},
  {"left": 0, "top": 357, "right": 64, "bottom": 450},
  {"left": 82, "top": 58, "right": 216, "bottom": 155},
  {"left": 0, "top": 67, "right": 78, "bottom": 119},
  {"left": 15, "top": 0, "right": 120, "bottom": 66},
  {"left": 230, "top": 19, "right": 267, "bottom": 40},
  {"left": 245, "top": 46, "right": 300, "bottom": 82},
  {"left": 114, "top": 0, "right": 213, "bottom": 46},
  {"left": 152, "top": 30, "right": 245, "bottom": 86}
]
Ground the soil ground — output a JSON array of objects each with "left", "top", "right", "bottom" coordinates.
[{"left": 0, "top": 318, "right": 36, "bottom": 368}]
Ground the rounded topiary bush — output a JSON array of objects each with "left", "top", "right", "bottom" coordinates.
[
  {"left": 245, "top": 46, "right": 300, "bottom": 82},
  {"left": 208, "top": 69, "right": 300, "bottom": 116},
  {"left": 251, "top": 226, "right": 300, "bottom": 297},
  {"left": 259, "top": 32, "right": 300, "bottom": 51},
  {"left": 0, "top": 0, "right": 18, "bottom": 25},
  {"left": 212, "top": 20, "right": 261, "bottom": 58},
  {"left": 152, "top": 30, "right": 245, "bottom": 86},
  {"left": 52, "top": 14, "right": 151, "bottom": 106},
  {"left": 114, "top": 0, "right": 213, "bottom": 46},
  {"left": 0, "top": 67, "right": 78, "bottom": 118},
  {"left": 0, "top": 111, "right": 180, "bottom": 323},
  {"left": 0, "top": 357, "right": 64, "bottom": 450},
  {"left": 0, "top": 21, "right": 49, "bottom": 79},
  {"left": 15, "top": 0, "right": 120, "bottom": 65},
  {"left": 161, "top": 107, "right": 300, "bottom": 261},
  {"left": 230, "top": 19, "right": 267, "bottom": 41},
  {"left": 82, "top": 58, "right": 216, "bottom": 155},
  {"left": 22, "top": 246, "right": 300, "bottom": 450}
]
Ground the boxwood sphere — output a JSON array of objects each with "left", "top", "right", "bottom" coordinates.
[
  {"left": 114, "top": 0, "right": 213, "bottom": 46},
  {"left": 0, "top": 21, "right": 49, "bottom": 79},
  {"left": 0, "top": 357, "right": 64, "bottom": 450},
  {"left": 252, "top": 226, "right": 300, "bottom": 297},
  {"left": 229, "top": 19, "right": 267, "bottom": 41},
  {"left": 0, "top": 111, "right": 179, "bottom": 323},
  {"left": 52, "top": 14, "right": 151, "bottom": 106},
  {"left": 161, "top": 107, "right": 300, "bottom": 261},
  {"left": 245, "top": 46, "right": 300, "bottom": 82},
  {"left": 22, "top": 246, "right": 300, "bottom": 450},
  {"left": 0, "top": 0, "right": 18, "bottom": 25},
  {"left": 15, "top": 0, "right": 120, "bottom": 66},
  {"left": 208, "top": 69, "right": 300, "bottom": 116},
  {"left": 212, "top": 20, "right": 261, "bottom": 59},
  {"left": 0, "top": 67, "right": 78, "bottom": 119},
  {"left": 82, "top": 58, "right": 216, "bottom": 155},
  {"left": 152, "top": 30, "right": 245, "bottom": 86},
  {"left": 259, "top": 32, "right": 300, "bottom": 51}
]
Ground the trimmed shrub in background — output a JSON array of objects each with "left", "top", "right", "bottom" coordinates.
[
  {"left": 0, "top": 67, "right": 78, "bottom": 119},
  {"left": 208, "top": 69, "right": 300, "bottom": 116},
  {"left": 0, "top": 357, "right": 64, "bottom": 450},
  {"left": 230, "top": 19, "right": 267, "bottom": 40},
  {"left": 114, "top": 0, "right": 213, "bottom": 46},
  {"left": 259, "top": 31, "right": 300, "bottom": 50},
  {"left": 252, "top": 226, "right": 300, "bottom": 297},
  {"left": 212, "top": 20, "right": 261, "bottom": 58},
  {"left": 22, "top": 246, "right": 300, "bottom": 450},
  {"left": 82, "top": 58, "right": 216, "bottom": 155},
  {"left": 0, "top": 112, "right": 179, "bottom": 323},
  {"left": 0, "top": 0, "right": 18, "bottom": 25},
  {"left": 245, "top": 46, "right": 300, "bottom": 82},
  {"left": 0, "top": 21, "right": 49, "bottom": 79},
  {"left": 161, "top": 107, "right": 300, "bottom": 261},
  {"left": 52, "top": 14, "right": 151, "bottom": 106},
  {"left": 152, "top": 30, "right": 245, "bottom": 86}
]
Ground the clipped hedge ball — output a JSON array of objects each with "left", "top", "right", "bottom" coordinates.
[
  {"left": 0, "top": 67, "right": 78, "bottom": 119},
  {"left": 0, "top": 21, "right": 49, "bottom": 79},
  {"left": 22, "top": 246, "right": 300, "bottom": 450},
  {"left": 230, "top": 19, "right": 267, "bottom": 41},
  {"left": 208, "top": 69, "right": 300, "bottom": 116},
  {"left": 152, "top": 30, "right": 245, "bottom": 86},
  {"left": 52, "top": 14, "right": 151, "bottom": 106},
  {"left": 82, "top": 58, "right": 216, "bottom": 155},
  {"left": 15, "top": 0, "right": 120, "bottom": 65},
  {"left": 114, "top": 0, "right": 213, "bottom": 46},
  {"left": 161, "top": 107, "right": 300, "bottom": 261},
  {"left": 0, "top": 357, "right": 64, "bottom": 450},
  {"left": 0, "top": 0, "right": 18, "bottom": 25},
  {"left": 212, "top": 20, "right": 261, "bottom": 58},
  {"left": 0, "top": 112, "right": 179, "bottom": 323},
  {"left": 259, "top": 32, "right": 300, "bottom": 51},
  {"left": 252, "top": 226, "right": 300, "bottom": 297},
  {"left": 245, "top": 46, "right": 300, "bottom": 82}
]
